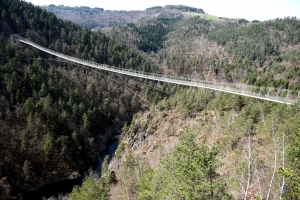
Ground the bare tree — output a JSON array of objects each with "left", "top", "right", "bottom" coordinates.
[
  {"left": 266, "top": 121, "right": 278, "bottom": 200},
  {"left": 273, "top": 131, "right": 286, "bottom": 200},
  {"left": 243, "top": 124, "right": 253, "bottom": 200},
  {"left": 279, "top": 132, "right": 286, "bottom": 199},
  {"left": 121, "top": 178, "right": 130, "bottom": 200}
]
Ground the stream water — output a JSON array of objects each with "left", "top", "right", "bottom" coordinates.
[
  {"left": 23, "top": 139, "right": 119, "bottom": 199},
  {"left": 95, "top": 139, "right": 119, "bottom": 175}
]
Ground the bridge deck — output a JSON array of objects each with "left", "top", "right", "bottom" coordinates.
[{"left": 17, "top": 36, "right": 300, "bottom": 105}]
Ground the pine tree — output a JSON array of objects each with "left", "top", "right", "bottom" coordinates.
[
  {"left": 20, "top": 131, "right": 28, "bottom": 152},
  {"left": 43, "top": 132, "right": 54, "bottom": 163},
  {"left": 70, "top": 156, "right": 110, "bottom": 200},
  {"left": 39, "top": 82, "right": 47, "bottom": 97},
  {"left": 138, "top": 132, "right": 232, "bottom": 199},
  {"left": 23, "top": 160, "right": 32, "bottom": 177}
]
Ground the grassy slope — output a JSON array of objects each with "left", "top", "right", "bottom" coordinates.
[{"left": 182, "top": 11, "right": 221, "bottom": 20}]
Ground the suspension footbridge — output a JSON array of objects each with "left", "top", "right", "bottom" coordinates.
[{"left": 16, "top": 36, "right": 300, "bottom": 105}]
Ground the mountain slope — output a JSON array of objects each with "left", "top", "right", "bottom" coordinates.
[
  {"left": 56, "top": 6, "right": 300, "bottom": 200},
  {"left": 41, "top": 5, "right": 205, "bottom": 29},
  {"left": 107, "top": 90, "right": 300, "bottom": 199},
  {"left": 0, "top": 0, "right": 163, "bottom": 198},
  {"left": 41, "top": 5, "right": 165, "bottom": 29},
  {"left": 1, "top": 1, "right": 300, "bottom": 199},
  {"left": 107, "top": 14, "right": 300, "bottom": 89}
]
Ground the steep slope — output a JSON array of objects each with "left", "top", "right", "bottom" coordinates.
[
  {"left": 41, "top": 5, "right": 206, "bottom": 30},
  {"left": 42, "top": 4, "right": 300, "bottom": 90},
  {"left": 0, "top": 0, "right": 163, "bottom": 198},
  {"left": 41, "top": 5, "right": 167, "bottom": 29},
  {"left": 2, "top": 1, "right": 300, "bottom": 199},
  {"left": 59, "top": 9, "right": 300, "bottom": 199},
  {"left": 108, "top": 90, "right": 300, "bottom": 199},
  {"left": 107, "top": 13, "right": 300, "bottom": 89}
]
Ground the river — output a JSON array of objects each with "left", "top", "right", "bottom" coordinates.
[{"left": 23, "top": 139, "right": 119, "bottom": 199}]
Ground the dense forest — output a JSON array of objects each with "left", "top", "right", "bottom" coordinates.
[
  {"left": 107, "top": 13, "right": 300, "bottom": 90},
  {"left": 71, "top": 90, "right": 300, "bottom": 199},
  {"left": 42, "top": 5, "right": 163, "bottom": 29},
  {"left": 0, "top": 0, "right": 164, "bottom": 198},
  {"left": 42, "top": 5, "right": 205, "bottom": 30},
  {"left": 165, "top": 5, "right": 205, "bottom": 13},
  {"left": 65, "top": 5, "right": 300, "bottom": 200},
  {"left": 0, "top": 0, "right": 300, "bottom": 199}
]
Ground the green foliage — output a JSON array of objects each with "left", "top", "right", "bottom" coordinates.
[
  {"left": 126, "top": 16, "right": 181, "bottom": 52},
  {"left": 238, "top": 19, "right": 248, "bottom": 24},
  {"left": 1, "top": 0, "right": 300, "bottom": 198},
  {"left": 70, "top": 155, "right": 110, "bottom": 200},
  {"left": 20, "top": 131, "right": 28, "bottom": 152},
  {"left": 137, "top": 168, "right": 155, "bottom": 200},
  {"left": 70, "top": 176, "right": 110, "bottom": 200},
  {"left": 22, "top": 160, "right": 32, "bottom": 177},
  {"left": 58, "top": 135, "right": 69, "bottom": 158},
  {"left": 42, "top": 132, "right": 54, "bottom": 163},
  {"left": 23, "top": 97, "right": 34, "bottom": 114},
  {"left": 88, "top": 82, "right": 96, "bottom": 96},
  {"left": 39, "top": 82, "right": 48, "bottom": 97},
  {"left": 101, "top": 156, "right": 109, "bottom": 178},
  {"left": 82, "top": 113, "right": 89, "bottom": 130},
  {"left": 115, "top": 142, "right": 125, "bottom": 159},
  {"left": 43, "top": 5, "right": 106, "bottom": 29},
  {"left": 280, "top": 168, "right": 300, "bottom": 198},
  {"left": 183, "top": 12, "right": 220, "bottom": 20},
  {"left": 4, "top": 72, "right": 17, "bottom": 94},
  {"left": 280, "top": 114, "right": 300, "bottom": 198},
  {"left": 0, "top": 0, "right": 156, "bottom": 197},
  {"left": 138, "top": 132, "right": 231, "bottom": 199},
  {"left": 289, "top": 127, "right": 300, "bottom": 166},
  {"left": 166, "top": 5, "right": 204, "bottom": 13},
  {"left": 146, "top": 6, "right": 162, "bottom": 11},
  {"left": 207, "top": 93, "right": 245, "bottom": 112},
  {"left": 27, "top": 112, "right": 33, "bottom": 126},
  {"left": 131, "top": 93, "right": 138, "bottom": 108},
  {"left": 156, "top": 87, "right": 216, "bottom": 115}
]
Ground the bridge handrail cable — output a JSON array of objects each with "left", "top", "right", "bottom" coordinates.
[{"left": 16, "top": 36, "right": 300, "bottom": 105}]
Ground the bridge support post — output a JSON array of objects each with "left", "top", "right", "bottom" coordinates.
[
  {"left": 276, "top": 89, "right": 280, "bottom": 101},
  {"left": 286, "top": 90, "right": 290, "bottom": 103},
  {"left": 18, "top": 36, "right": 299, "bottom": 105}
]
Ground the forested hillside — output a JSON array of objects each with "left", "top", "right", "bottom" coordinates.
[
  {"left": 1, "top": 1, "right": 300, "bottom": 199},
  {"left": 107, "top": 13, "right": 300, "bottom": 90},
  {"left": 70, "top": 6, "right": 300, "bottom": 200},
  {"left": 41, "top": 5, "right": 161, "bottom": 29},
  {"left": 43, "top": 4, "right": 300, "bottom": 89},
  {"left": 41, "top": 5, "right": 206, "bottom": 30},
  {"left": 106, "top": 91, "right": 300, "bottom": 200},
  {"left": 0, "top": 0, "right": 163, "bottom": 198}
]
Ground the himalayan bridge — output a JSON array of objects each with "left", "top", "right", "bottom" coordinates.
[{"left": 16, "top": 36, "right": 300, "bottom": 105}]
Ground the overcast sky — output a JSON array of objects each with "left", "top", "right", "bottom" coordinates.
[{"left": 25, "top": 0, "right": 300, "bottom": 21}]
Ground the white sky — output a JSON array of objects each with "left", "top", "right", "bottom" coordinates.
[{"left": 25, "top": 0, "right": 300, "bottom": 21}]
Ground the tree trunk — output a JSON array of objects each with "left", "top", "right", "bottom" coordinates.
[
  {"left": 266, "top": 122, "right": 278, "bottom": 200},
  {"left": 243, "top": 129, "right": 252, "bottom": 200}
]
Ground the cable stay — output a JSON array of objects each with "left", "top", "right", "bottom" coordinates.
[{"left": 15, "top": 36, "right": 300, "bottom": 105}]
